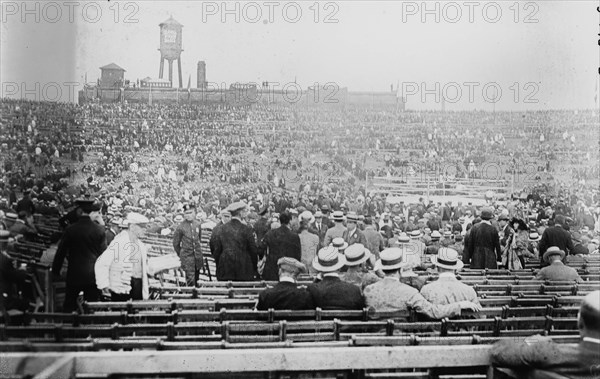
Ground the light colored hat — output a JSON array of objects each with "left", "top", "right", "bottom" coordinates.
[
  {"left": 299, "top": 210, "right": 315, "bottom": 224},
  {"left": 278, "top": 257, "right": 307, "bottom": 274},
  {"left": 409, "top": 230, "right": 422, "bottom": 238},
  {"left": 314, "top": 211, "right": 324, "bottom": 218},
  {"left": 126, "top": 212, "right": 149, "bottom": 225},
  {"left": 346, "top": 212, "right": 359, "bottom": 222},
  {"left": 173, "top": 214, "right": 184, "bottom": 223},
  {"left": 331, "top": 237, "right": 348, "bottom": 251},
  {"left": 397, "top": 233, "right": 410, "bottom": 244},
  {"left": 344, "top": 244, "right": 371, "bottom": 266},
  {"left": 332, "top": 211, "right": 344, "bottom": 222},
  {"left": 443, "top": 231, "right": 452, "bottom": 238},
  {"left": 226, "top": 201, "right": 247, "bottom": 213},
  {"left": 431, "top": 247, "right": 464, "bottom": 270},
  {"left": 528, "top": 232, "right": 541, "bottom": 242},
  {"left": 312, "top": 246, "right": 346, "bottom": 272},
  {"left": 375, "top": 248, "right": 406, "bottom": 271},
  {"left": 543, "top": 246, "right": 565, "bottom": 262},
  {"left": 430, "top": 231, "right": 442, "bottom": 240}
]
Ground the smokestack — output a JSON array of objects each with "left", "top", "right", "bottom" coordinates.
[{"left": 197, "top": 61, "right": 206, "bottom": 89}]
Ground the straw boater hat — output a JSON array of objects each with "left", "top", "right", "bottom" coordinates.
[
  {"left": 312, "top": 246, "right": 346, "bottom": 272},
  {"left": 173, "top": 214, "right": 184, "bottom": 223},
  {"left": 375, "top": 248, "right": 406, "bottom": 271},
  {"left": 346, "top": 212, "right": 359, "bottom": 223},
  {"left": 331, "top": 237, "right": 348, "bottom": 251},
  {"left": 332, "top": 211, "right": 345, "bottom": 222},
  {"left": 126, "top": 212, "right": 149, "bottom": 225},
  {"left": 409, "top": 230, "right": 422, "bottom": 238},
  {"left": 431, "top": 247, "right": 464, "bottom": 270},
  {"left": 397, "top": 233, "right": 410, "bottom": 244},
  {"left": 430, "top": 231, "right": 442, "bottom": 241},
  {"left": 543, "top": 246, "right": 565, "bottom": 263},
  {"left": 528, "top": 232, "right": 541, "bottom": 242},
  {"left": 344, "top": 244, "right": 372, "bottom": 266}
]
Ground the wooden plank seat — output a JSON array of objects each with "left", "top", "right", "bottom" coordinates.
[
  {"left": 498, "top": 317, "right": 552, "bottom": 337},
  {"left": 84, "top": 299, "right": 257, "bottom": 313},
  {"left": 547, "top": 317, "right": 579, "bottom": 335},
  {"left": 351, "top": 334, "right": 580, "bottom": 347}
]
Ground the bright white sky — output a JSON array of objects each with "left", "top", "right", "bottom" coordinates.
[{"left": 1, "top": 0, "right": 598, "bottom": 110}]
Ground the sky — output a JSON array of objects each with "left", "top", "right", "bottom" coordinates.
[{"left": 1, "top": 0, "right": 598, "bottom": 110}]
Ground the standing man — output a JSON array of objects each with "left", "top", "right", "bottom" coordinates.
[
  {"left": 463, "top": 207, "right": 501, "bottom": 269},
  {"left": 538, "top": 214, "right": 574, "bottom": 266},
  {"left": 309, "top": 211, "right": 328, "bottom": 250},
  {"left": 52, "top": 199, "right": 106, "bottom": 312},
  {"left": 211, "top": 202, "right": 259, "bottom": 281},
  {"left": 343, "top": 212, "right": 368, "bottom": 246},
  {"left": 324, "top": 211, "right": 347, "bottom": 247},
  {"left": 259, "top": 212, "right": 302, "bottom": 281},
  {"left": 173, "top": 204, "right": 202, "bottom": 286}
]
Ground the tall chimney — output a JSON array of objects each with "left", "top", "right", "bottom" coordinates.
[{"left": 197, "top": 61, "right": 206, "bottom": 89}]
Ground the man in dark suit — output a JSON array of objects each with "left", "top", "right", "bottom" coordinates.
[
  {"left": 343, "top": 212, "right": 368, "bottom": 246},
  {"left": 253, "top": 204, "right": 271, "bottom": 247},
  {"left": 52, "top": 199, "right": 106, "bottom": 312},
  {"left": 463, "top": 207, "right": 501, "bottom": 269},
  {"left": 307, "top": 246, "right": 365, "bottom": 310},
  {"left": 309, "top": 211, "right": 328, "bottom": 249},
  {"left": 256, "top": 257, "right": 313, "bottom": 310},
  {"left": 538, "top": 214, "right": 574, "bottom": 266},
  {"left": 15, "top": 189, "right": 35, "bottom": 216},
  {"left": 211, "top": 202, "right": 259, "bottom": 281},
  {"left": 491, "top": 290, "right": 600, "bottom": 379},
  {"left": 259, "top": 212, "right": 301, "bottom": 281}
]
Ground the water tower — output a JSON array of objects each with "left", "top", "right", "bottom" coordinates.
[{"left": 158, "top": 16, "right": 183, "bottom": 88}]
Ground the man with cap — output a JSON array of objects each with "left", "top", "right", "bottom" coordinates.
[
  {"left": 259, "top": 212, "right": 302, "bottom": 281},
  {"left": 535, "top": 246, "right": 582, "bottom": 282},
  {"left": 425, "top": 230, "right": 442, "bottom": 255},
  {"left": 420, "top": 247, "right": 479, "bottom": 307},
  {"left": 463, "top": 207, "right": 502, "bottom": 269},
  {"left": 308, "top": 210, "right": 329, "bottom": 250},
  {"left": 491, "top": 290, "right": 600, "bottom": 378},
  {"left": 538, "top": 214, "right": 574, "bottom": 267},
  {"left": 95, "top": 212, "right": 155, "bottom": 301},
  {"left": 308, "top": 246, "right": 365, "bottom": 310},
  {"left": 340, "top": 244, "right": 380, "bottom": 291},
  {"left": 211, "top": 201, "right": 259, "bottom": 281},
  {"left": 363, "top": 248, "right": 481, "bottom": 319},
  {"left": 324, "top": 211, "right": 347, "bottom": 247},
  {"left": 256, "top": 257, "right": 314, "bottom": 310},
  {"left": 173, "top": 204, "right": 203, "bottom": 286},
  {"left": 343, "top": 212, "right": 368, "bottom": 246},
  {"left": 52, "top": 198, "right": 107, "bottom": 312}
]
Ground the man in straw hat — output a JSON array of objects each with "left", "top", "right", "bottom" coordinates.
[
  {"left": 421, "top": 247, "right": 479, "bottom": 306},
  {"left": 211, "top": 201, "right": 259, "bottom": 281},
  {"left": 363, "top": 248, "right": 481, "bottom": 319},
  {"left": 324, "top": 210, "right": 347, "bottom": 247},
  {"left": 343, "top": 212, "right": 367, "bottom": 246},
  {"left": 308, "top": 246, "right": 365, "bottom": 310},
  {"left": 463, "top": 206, "right": 501, "bottom": 269},
  {"left": 256, "top": 257, "right": 313, "bottom": 310},
  {"left": 491, "top": 290, "right": 600, "bottom": 378},
  {"left": 95, "top": 212, "right": 156, "bottom": 301},
  {"left": 535, "top": 246, "right": 581, "bottom": 282},
  {"left": 52, "top": 198, "right": 106, "bottom": 312},
  {"left": 340, "top": 243, "right": 380, "bottom": 291}
]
